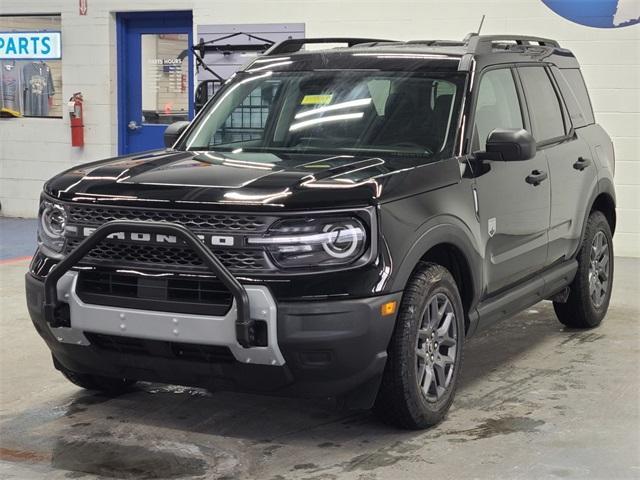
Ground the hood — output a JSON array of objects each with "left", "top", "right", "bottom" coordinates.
[{"left": 45, "top": 149, "right": 461, "bottom": 210}]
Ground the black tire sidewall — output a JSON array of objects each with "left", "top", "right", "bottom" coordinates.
[
  {"left": 559, "top": 210, "right": 615, "bottom": 329},
  {"left": 400, "top": 265, "right": 465, "bottom": 422},
  {"left": 578, "top": 212, "right": 614, "bottom": 323}
]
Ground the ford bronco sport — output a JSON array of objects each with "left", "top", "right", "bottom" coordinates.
[{"left": 26, "top": 35, "right": 616, "bottom": 429}]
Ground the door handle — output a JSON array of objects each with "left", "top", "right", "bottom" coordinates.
[
  {"left": 573, "top": 157, "right": 591, "bottom": 171},
  {"left": 127, "top": 120, "right": 143, "bottom": 131},
  {"left": 525, "top": 170, "right": 548, "bottom": 186}
]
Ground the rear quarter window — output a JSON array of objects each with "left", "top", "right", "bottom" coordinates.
[
  {"left": 559, "top": 68, "right": 595, "bottom": 126},
  {"left": 518, "top": 66, "right": 567, "bottom": 143},
  {"left": 551, "top": 66, "right": 594, "bottom": 128}
]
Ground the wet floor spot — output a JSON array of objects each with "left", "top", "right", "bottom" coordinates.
[
  {"left": 263, "top": 444, "right": 283, "bottom": 456},
  {"left": 51, "top": 440, "right": 207, "bottom": 479},
  {"left": 64, "top": 470, "right": 90, "bottom": 478},
  {"left": 144, "top": 384, "right": 210, "bottom": 397},
  {"left": 293, "top": 462, "right": 318, "bottom": 470},
  {"left": 344, "top": 451, "right": 410, "bottom": 472},
  {"left": 560, "top": 332, "right": 605, "bottom": 345},
  {"left": 65, "top": 394, "right": 112, "bottom": 417},
  {"left": 317, "top": 442, "right": 340, "bottom": 448},
  {"left": 387, "top": 441, "right": 422, "bottom": 455},
  {"left": 448, "top": 416, "right": 545, "bottom": 441}
]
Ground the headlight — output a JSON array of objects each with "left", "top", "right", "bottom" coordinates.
[
  {"left": 38, "top": 200, "right": 67, "bottom": 253},
  {"left": 248, "top": 216, "right": 367, "bottom": 269}
]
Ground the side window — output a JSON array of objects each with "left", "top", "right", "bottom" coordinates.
[
  {"left": 211, "top": 82, "right": 281, "bottom": 146},
  {"left": 473, "top": 69, "right": 523, "bottom": 151},
  {"left": 550, "top": 66, "right": 586, "bottom": 128},
  {"left": 561, "top": 68, "right": 595, "bottom": 125},
  {"left": 518, "top": 67, "right": 566, "bottom": 142}
]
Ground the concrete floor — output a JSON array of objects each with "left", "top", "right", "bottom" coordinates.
[{"left": 0, "top": 257, "right": 638, "bottom": 479}]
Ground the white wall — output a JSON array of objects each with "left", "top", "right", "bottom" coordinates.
[{"left": 0, "top": 0, "right": 638, "bottom": 256}]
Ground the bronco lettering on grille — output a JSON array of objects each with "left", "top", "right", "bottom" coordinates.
[{"left": 81, "top": 227, "right": 235, "bottom": 247}]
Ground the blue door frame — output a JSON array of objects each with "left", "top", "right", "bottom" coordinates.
[{"left": 116, "top": 11, "right": 193, "bottom": 155}]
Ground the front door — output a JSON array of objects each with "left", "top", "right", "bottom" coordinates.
[
  {"left": 117, "top": 12, "right": 193, "bottom": 155},
  {"left": 471, "top": 67, "right": 551, "bottom": 294}
]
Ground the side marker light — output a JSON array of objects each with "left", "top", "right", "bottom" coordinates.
[{"left": 381, "top": 301, "right": 397, "bottom": 316}]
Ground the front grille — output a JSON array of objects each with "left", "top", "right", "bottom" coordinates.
[
  {"left": 68, "top": 205, "right": 273, "bottom": 232},
  {"left": 64, "top": 204, "right": 277, "bottom": 274},
  {"left": 85, "top": 332, "right": 236, "bottom": 363},
  {"left": 64, "top": 238, "right": 269, "bottom": 273},
  {"left": 77, "top": 270, "right": 233, "bottom": 316}
]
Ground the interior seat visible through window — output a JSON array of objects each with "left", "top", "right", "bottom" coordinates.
[{"left": 370, "top": 84, "right": 433, "bottom": 150}]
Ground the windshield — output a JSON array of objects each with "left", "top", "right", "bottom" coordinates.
[{"left": 181, "top": 70, "right": 464, "bottom": 158}]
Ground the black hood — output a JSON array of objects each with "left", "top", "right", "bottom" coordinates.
[{"left": 45, "top": 149, "right": 461, "bottom": 210}]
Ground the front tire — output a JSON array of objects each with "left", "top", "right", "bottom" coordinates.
[
  {"left": 374, "top": 262, "right": 465, "bottom": 429},
  {"left": 554, "top": 210, "right": 614, "bottom": 329}
]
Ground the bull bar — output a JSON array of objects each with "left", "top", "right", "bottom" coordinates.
[{"left": 43, "top": 220, "right": 258, "bottom": 348}]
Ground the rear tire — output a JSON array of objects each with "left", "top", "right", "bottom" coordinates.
[
  {"left": 553, "top": 210, "right": 613, "bottom": 329},
  {"left": 54, "top": 356, "right": 135, "bottom": 394},
  {"left": 373, "top": 262, "right": 465, "bottom": 430}
]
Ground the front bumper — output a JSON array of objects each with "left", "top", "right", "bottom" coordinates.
[
  {"left": 26, "top": 272, "right": 400, "bottom": 404},
  {"left": 49, "top": 271, "right": 284, "bottom": 367}
]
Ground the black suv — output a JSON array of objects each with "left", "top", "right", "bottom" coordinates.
[{"left": 26, "top": 35, "right": 616, "bottom": 429}]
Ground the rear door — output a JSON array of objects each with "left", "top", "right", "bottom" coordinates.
[
  {"left": 517, "top": 65, "right": 597, "bottom": 264},
  {"left": 471, "top": 67, "right": 551, "bottom": 294}
]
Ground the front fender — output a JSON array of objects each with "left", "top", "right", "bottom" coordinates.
[{"left": 388, "top": 214, "right": 483, "bottom": 315}]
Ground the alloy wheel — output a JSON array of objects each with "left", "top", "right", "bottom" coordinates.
[
  {"left": 415, "top": 293, "right": 458, "bottom": 402},
  {"left": 589, "top": 230, "right": 610, "bottom": 309}
]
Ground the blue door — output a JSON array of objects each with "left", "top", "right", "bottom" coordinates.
[{"left": 117, "top": 12, "right": 193, "bottom": 154}]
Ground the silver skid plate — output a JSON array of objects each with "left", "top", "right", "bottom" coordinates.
[{"left": 50, "top": 272, "right": 285, "bottom": 366}]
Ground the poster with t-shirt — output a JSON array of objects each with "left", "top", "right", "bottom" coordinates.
[
  {"left": 0, "top": 60, "right": 23, "bottom": 114},
  {"left": 22, "top": 62, "right": 55, "bottom": 116}
]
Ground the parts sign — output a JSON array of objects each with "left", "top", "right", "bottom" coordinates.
[{"left": 0, "top": 32, "right": 62, "bottom": 60}]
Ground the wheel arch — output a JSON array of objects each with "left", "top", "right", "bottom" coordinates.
[
  {"left": 421, "top": 243, "right": 475, "bottom": 331},
  {"left": 593, "top": 176, "right": 616, "bottom": 233},
  {"left": 591, "top": 192, "right": 616, "bottom": 234},
  {"left": 389, "top": 218, "right": 483, "bottom": 333},
  {"left": 571, "top": 177, "right": 616, "bottom": 260}
]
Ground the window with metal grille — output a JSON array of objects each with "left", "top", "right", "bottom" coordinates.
[{"left": 212, "top": 83, "right": 280, "bottom": 145}]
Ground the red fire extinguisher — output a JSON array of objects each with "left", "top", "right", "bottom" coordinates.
[{"left": 68, "top": 92, "right": 84, "bottom": 147}]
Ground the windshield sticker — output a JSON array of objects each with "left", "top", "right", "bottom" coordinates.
[{"left": 301, "top": 94, "right": 333, "bottom": 105}]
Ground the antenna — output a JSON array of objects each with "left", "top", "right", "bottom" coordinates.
[{"left": 477, "top": 15, "right": 486, "bottom": 35}]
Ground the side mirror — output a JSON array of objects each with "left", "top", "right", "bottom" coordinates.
[
  {"left": 485, "top": 128, "right": 536, "bottom": 161},
  {"left": 163, "top": 121, "right": 190, "bottom": 148}
]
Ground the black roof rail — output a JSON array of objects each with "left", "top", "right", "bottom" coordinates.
[
  {"left": 264, "top": 37, "right": 395, "bottom": 56},
  {"left": 466, "top": 34, "right": 560, "bottom": 54}
]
